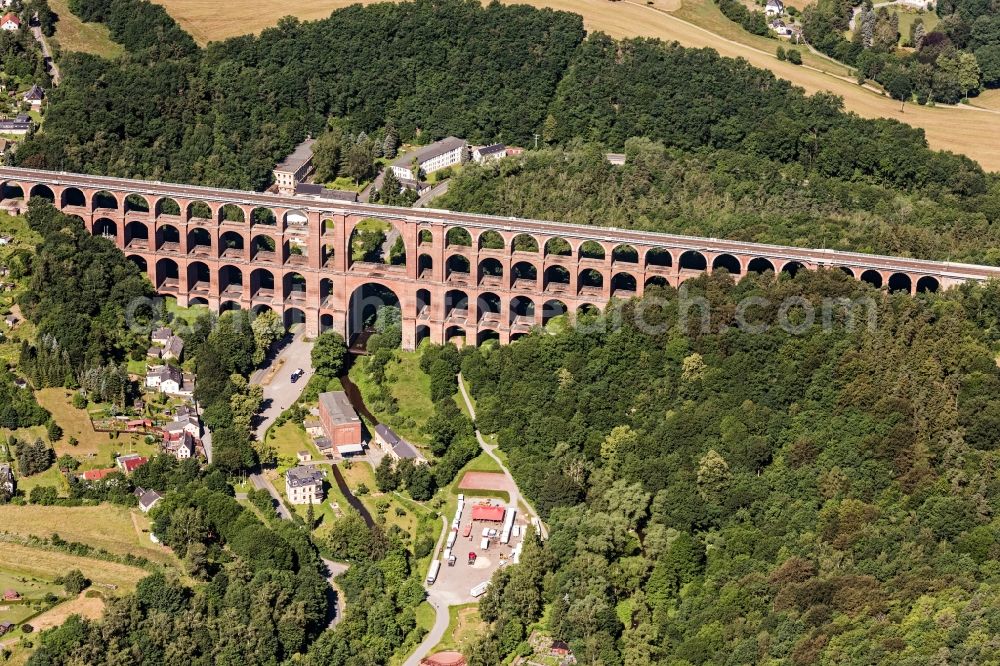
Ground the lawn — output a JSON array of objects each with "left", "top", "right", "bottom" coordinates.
[
  {"left": 349, "top": 350, "right": 435, "bottom": 450},
  {"left": 430, "top": 603, "right": 487, "bottom": 654},
  {"left": 47, "top": 0, "right": 124, "bottom": 58},
  {"left": 267, "top": 418, "right": 316, "bottom": 465},
  {"left": 0, "top": 504, "right": 178, "bottom": 567},
  {"left": 0, "top": 542, "right": 150, "bottom": 591},
  {"left": 892, "top": 8, "right": 938, "bottom": 45},
  {"left": 0, "top": 570, "right": 63, "bottom": 626}
]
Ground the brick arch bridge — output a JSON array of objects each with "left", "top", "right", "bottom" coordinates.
[{"left": 3, "top": 167, "right": 999, "bottom": 349}]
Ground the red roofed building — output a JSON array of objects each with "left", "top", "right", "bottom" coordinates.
[
  {"left": 116, "top": 454, "right": 148, "bottom": 474},
  {"left": 81, "top": 467, "right": 118, "bottom": 481},
  {"left": 471, "top": 504, "right": 505, "bottom": 522},
  {"left": 0, "top": 13, "right": 20, "bottom": 31}
]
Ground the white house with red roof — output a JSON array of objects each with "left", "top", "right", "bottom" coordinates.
[{"left": 1, "top": 13, "right": 20, "bottom": 31}]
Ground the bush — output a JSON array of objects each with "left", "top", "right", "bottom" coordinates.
[
  {"left": 414, "top": 535, "right": 435, "bottom": 558},
  {"left": 777, "top": 45, "right": 786, "bottom": 61},
  {"left": 71, "top": 393, "right": 87, "bottom": 409},
  {"left": 21, "top": 624, "right": 33, "bottom": 634},
  {"left": 787, "top": 49, "right": 802, "bottom": 65}
]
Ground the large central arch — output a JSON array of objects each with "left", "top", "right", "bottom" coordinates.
[{"left": 347, "top": 282, "right": 401, "bottom": 348}]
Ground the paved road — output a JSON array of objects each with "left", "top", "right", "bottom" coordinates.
[
  {"left": 458, "top": 373, "right": 547, "bottom": 539},
  {"left": 402, "top": 514, "right": 451, "bottom": 666},
  {"left": 30, "top": 20, "right": 60, "bottom": 86},
  {"left": 322, "top": 557, "right": 350, "bottom": 628},
  {"left": 413, "top": 180, "right": 449, "bottom": 208}
]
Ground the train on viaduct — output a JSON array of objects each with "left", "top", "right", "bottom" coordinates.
[{"left": 2, "top": 166, "right": 998, "bottom": 349}]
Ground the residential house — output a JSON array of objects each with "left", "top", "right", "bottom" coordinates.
[
  {"left": 374, "top": 423, "right": 419, "bottom": 462},
  {"left": 318, "top": 391, "right": 362, "bottom": 453},
  {"left": 296, "top": 451, "right": 312, "bottom": 463},
  {"left": 147, "top": 346, "right": 162, "bottom": 360},
  {"left": 4, "top": 313, "right": 17, "bottom": 328},
  {"left": 134, "top": 487, "right": 162, "bottom": 513},
  {"left": 0, "top": 115, "right": 33, "bottom": 135},
  {"left": 145, "top": 365, "right": 184, "bottom": 394},
  {"left": 313, "top": 437, "right": 333, "bottom": 457},
  {"left": 161, "top": 335, "right": 184, "bottom": 361},
  {"left": 472, "top": 144, "right": 507, "bottom": 163},
  {"left": 115, "top": 453, "right": 148, "bottom": 474},
  {"left": 285, "top": 466, "right": 324, "bottom": 505},
  {"left": 273, "top": 138, "right": 315, "bottom": 195},
  {"left": 0, "top": 463, "right": 14, "bottom": 495},
  {"left": 765, "top": 0, "right": 783, "bottom": 15},
  {"left": 0, "top": 13, "right": 19, "bottom": 31},
  {"left": 164, "top": 431, "right": 198, "bottom": 460},
  {"left": 0, "top": 621, "right": 14, "bottom": 636},
  {"left": 303, "top": 418, "right": 324, "bottom": 437},
  {"left": 770, "top": 19, "right": 791, "bottom": 35},
  {"left": 2, "top": 589, "right": 20, "bottom": 602},
  {"left": 151, "top": 326, "right": 173, "bottom": 345},
  {"left": 22, "top": 85, "right": 43, "bottom": 110},
  {"left": 163, "top": 414, "right": 200, "bottom": 439},
  {"left": 79, "top": 467, "right": 117, "bottom": 482},
  {"left": 389, "top": 137, "right": 466, "bottom": 181}
]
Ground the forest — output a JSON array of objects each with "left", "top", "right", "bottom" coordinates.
[
  {"left": 438, "top": 139, "right": 1000, "bottom": 265},
  {"left": 455, "top": 271, "right": 1000, "bottom": 664}
]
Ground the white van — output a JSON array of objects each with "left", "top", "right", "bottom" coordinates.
[{"left": 426, "top": 560, "right": 441, "bottom": 585}]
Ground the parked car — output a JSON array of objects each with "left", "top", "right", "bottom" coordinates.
[{"left": 291, "top": 368, "right": 304, "bottom": 383}]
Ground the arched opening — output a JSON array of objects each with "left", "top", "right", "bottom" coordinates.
[
  {"left": 611, "top": 272, "right": 637, "bottom": 297},
  {"left": 418, "top": 229, "right": 433, "bottom": 246},
  {"left": 220, "top": 204, "right": 245, "bottom": 223},
  {"left": 156, "top": 197, "right": 181, "bottom": 217},
  {"left": 512, "top": 234, "right": 539, "bottom": 253},
  {"left": 251, "top": 269, "right": 275, "bottom": 299},
  {"left": 124, "top": 221, "right": 148, "bottom": 248},
  {"left": 283, "top": 272, "right": 307, "bottom": 301},
  {"left": 839, "top": 267, "right": 855, "bottom": 278},
  {"left": 510, "top": 296, "right": 535, "bottom": 327},
  {"left": 187, "top": 228, "right": 212, "bottom": 255},
  {"left": 61, "top": 187, "right": 85, "bottom": 208},
  {"left": 187, "top": 262, "right": 210, "bottom": 293},
  {"left": 93, "top": 218, "right": 117, "bottom": 239},
  {"left": 350, "top": 219, "right": 404, "bottom": 266},
  {"left": 320, "top": 278, "right": 334, "bottom": 306},
  {"left": 252, "top": 235, "right": 277, "bottom": 261},
  {"left": 284, "top": 209, "right": 308, "bottom": 227},
  {"left": 124, "top": 194, "right": 149, "bottom": 214},
  {"left": 321, "top": 314, "right": 336, "bottom": 334},
  {"left": 746, "top": 258, "right": 775, "bottom": 274},
  {"left": 511, "top": 261, "right": 538, "bottom": 289},
  {"left": 579, "top": 268, "right": 603, "bottom": 292},
  {"left": 478, "top": 258, "right": 503, "bottom": 285},
  {"left": 478, "top": 230, "right": 504, "bottom": 250},
  {"left": 887, "top": 273, "right": 912, "bottom": 294},
  {"left": 220, "top": 300, "right": 242, "bottom": 313},
  {"left": 252, "top": 304, "right": 274, "bottom": 316},
  {"left": 510, "top": 332, "right": 528, "bottom": 342},
  {"left": 220, "top": 265, "right": 243, "bottom": 294},
  {"left": 252, "top": 207, "right": 277, "bottom": 226},
  {"left": 612, "top": 244, "right": 639, "bottom": 264},
  {"left": 860, "top": 270, "right": 882, "bottom": 288},
  {"left": 127, "top": 255, "right": 147, "bottom": 273},
  {"left": 544, "top": 265, "right": 570, "bottom": 292},
  {"left": 679, "top": 251, "right": 707, "bottom": 271},
  {"left": 418, "top": 254, "right": 433, "bottom": 278},
  {"left": 188, "top": 201, "right": 213, "bottom": 221},
  {"left": 477, "top": 292, "right": 501, "bottom": 323},
  {"left": 445, "top": 326, "right": 466, "bottom": 345},
  {"left": 446, "top": 227, "right": 472, "bottom": 247},
  {"left": 446, "top": 254, "right": 471, "bottom": 281},
  {"left": 542, "top": 299, "right": 567, "bottom": 326},
  {"left": 476, "top": 329, "right": 499, "bottom": 347},
  {"left": 347, "top": 283, "right": 401, "bottom": 347},
  {"left": 416, "top": 325, "right": 431, "bottom": 346},
  {"left": 29, "top": 184, "right": 54, "bottom": 203},
  {"left": 645, "top": 276, "right": 670, "bottom": 290},
  {"left": 92, "top": 190, "right": 118, "bottom": 211},
  {"left": 322, "top": 218, "right": 337, "bottom": 236},
  {"left": 157, "top": 223, "right": 180, "bottom": 250},
  {"left": 916, "top": 276, "right": 939, "bottom": 293},
  {"left": 445, "top": 290, "right": 469, "bottom": 320},
  {"left": 577, "top": 303, "right": 600, "bottom": 317},
  {"left": 645, "top": 247, "right": 672, "bottom": 268},
  {"left": 0, "top": 182, "right": 24, "bottom": 201},
  {"left": 545, "top": 237, "right": 572, "bottom": 257},
  {"left": 189, "top": 297, "right": 209, "bottom": 307},
  {"left": 220, "top": 231, "right": 245, "bottom": 258},
  {"left": 156, "top": 259, "right": 180, "bottom": 291},
  {"left": 285, "top": 237, "right": 309, "bottom": 264},
  {"left": 712, "top": 254, "right": 742, "bottom": 275},
  {"left": 416, "top": 289, "right": 431, "bottom": 318},
  {"left": 781, "top": 261, "right": 805, "bottom": 277},
  {"left": 284, "top": 307, "right": 306, "bottom": 330},
  {"left": 579, "top": 241, "right": 606, "bottom": 261}
]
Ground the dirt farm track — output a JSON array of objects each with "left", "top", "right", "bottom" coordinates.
[{"left": 151, "top": 0, "right": 1000, "bottom": 172}]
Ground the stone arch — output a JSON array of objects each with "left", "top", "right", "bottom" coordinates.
[
  {"left": 251, "top": 304, "right": 274, "bottom": 316},
  {"left": 220, "top": 231, "right": 245, "bottom": 257},
  {"left": 418, "top": 253, "right": 433, "bottom": 277},
  {"left": 284, "top": 307, "right": 307, "bottom": 329},
  {"left": 189, "top": 297, "right": 210, "bottom": 307},
  {"left": 511, "top": 234, "right": 539, "bottom": 253},
  {"left": 419, "top": 229, "right": 433, "bottom": 246},
  {"left": 478, "top": 230, "right": 504, "bottom": 250},
  {"left": 510, "top": 332, "right": 529, "bottom": 342},
  {"left": 577, "top": 303, "right": 600, "bottom": 317},
  {"left": 476, "top": 329, "right": 500, "bottom": 346},
  {"left": 446, "top": 254, "right": 471, "bottom": 280},
  {"left": 477, "top": 292, "right": 501, "bottom": 322},
  {"left": 347, "top": 282, "right": 401, "bottom": 345},
  {"left": 645, "top": 247, "right": 672, "bottom": 268},
  {"left": 612, "top": 244, "right": 639, "bottom": 264},
  {"left": 611, "top": 272, "right": 637, "bottom": 296},
  {"left": 781, "top": 261, "right": 805, "bottom": 277},
  {"left": 187, "top": 200, "right": 213, "bottom": 221},
  {"left": 252, "top": 207, "right": 277, "bottom": 226},
  {"left": 60, "top": 187, "right": 86, "bottom": 208},
  {"left": 283, "top": 272, "right": 307, "bottom": 300},
  {"left": 645, "top": 275, "right": 670, "bottom": 289},
  {"left": 747, "top": 258, "right": 775, "bottom": 274},
  {"left": 187, "top": 261, "right": 210, "bottom": 290},
  {"left": 0, "top": 182, "right": 24, "bottom": 200},
  {"left": 579, "top": 268, "right": 604, "bottom": 292},
  {"left": 445, "top": 289, "right": 469, "bottom": 319},
  {"left": 252, "top": 234, "right": 277, "bottom": 261},
  {"left": 156, "top": 258, "right": 179, "bottom": 288},
  {"left": 839, "top": 266, "right": 856, "bottom": 278},
  {"left": 124, "top": 194, "right": 150, "bottom": 214},
  {"left": 416, "top": 288, "right": 432, "bottom": 317},
  {"left": 127, "top": 255, "right": 147, "bottom": 273},
  {"left": 888, "top": 273, "right": 912, "bottom": 293},
  {"left": 511, "top": 261, "right": 538, "bottom": 288},
  {"left": 544, "top": 265, "right": 570, "bottom": 291},
  {"left": 93, "top": 218, "right": 117, "bottom": 239},
  {"left": 479, "top": 258, "right": 503, "bottom": 284},
  {"left": 284, "top": 209, "right": 308, "bottom": 227},
  {"left": 220, "top": 265, "right": 243, "bottom": 293},
  {"left": 29, "top": 184, "right": 54, "bottom": 203},
  {"left": 157, "top": 223, "right": 180, "bottom": 249},
  {"left": 712, "top": 253, "right": 741, "bottom": 275},
  {"left": 322, "top": 217, "right": 337, "bottom": 235},
  {"left": 679, "top": 250, "right": 707, "bottom": 271},
  {"left": 124, "top": 220, "right": 148, "bottom": 246},
  {"left": 155, "top": 197, "right": 181, "bottom": 217},
  {"left": 542, "top": 299, "right": 568, "bottom": 325},
  {"left": 544, "top": 237, "right": 572, "bottom": 257},
  {"left": 251, "top": 268, "right": 275, "bottom": 298},
  {"left": 860, "top": 269, "right": 882, "bottom": 288},
  {"left": 510, "top": 295, "right": 535, "bottom": 327},
  {"left": 446, "top": 227, "right": 472, "bottom": 247},
  {"left": 321, "top": 313, "right": 336, "bottom": 334},
  {"left": 220, "top": 204, "right": 245, "bottom": 223},
  {"left": 349, "top": 218, "right": 406, "bottom": 267},
  {"left": 220, "top": 300, "right": 242, "bottom": 313},
  {"left": 319, "top": 278, "right": 334, "bottom": 305},
  {"left": 916, "top": 276, "right": 939, "bottom": 293},
  {"left": 579, "top": 241, "right": 606, "bottom": 261},
  {"left": 416, "top": 324, "right": 432, "bottom": 346},
  {"left": 187, "top": 227, "right": 212, "bottom": 253},
  {"left": 91, "top": 190, "right": 119, "bottom": 211},
  {"left": 445, "top": 326, "right": 466, "bottom": 344}
]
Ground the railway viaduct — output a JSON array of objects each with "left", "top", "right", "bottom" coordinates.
[{"left": 2, "top": 166, "right": 999, "bottom": 349}]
